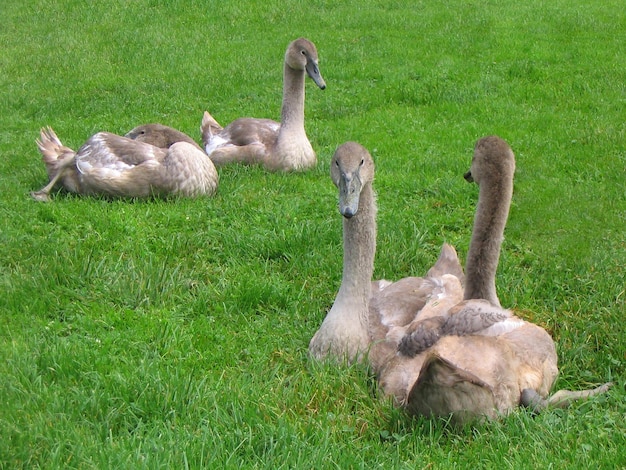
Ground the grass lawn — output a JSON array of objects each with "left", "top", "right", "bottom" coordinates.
[{"left": 1, "top": 0, "right": 625, "bottom": 468}]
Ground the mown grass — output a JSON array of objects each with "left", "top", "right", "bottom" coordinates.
[{"left": 1, "top": 0, "right": 625, "bottom": 468}]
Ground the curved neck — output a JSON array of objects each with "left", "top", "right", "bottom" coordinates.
[
  {"left": 463, "top": 177, "right": 512, "bottom": 307},
  {"left": 334, "top": 183, "right": 377, "bottom": 318},
  {"left": 279, "top": 64, "right": 306, "bottom": 131}
]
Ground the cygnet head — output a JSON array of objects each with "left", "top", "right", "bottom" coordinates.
[
  {"left": 331, "top": 142, "right": 375, "bottom": 218},
  {"left": 125, "top": 124, "right": 199, "bottom": 149},
  {"left": 464, "top": 135, "right": 515, "bottom": 185},
  {"left": 285, "top": 38, "right": 326, "bottom": 90}
]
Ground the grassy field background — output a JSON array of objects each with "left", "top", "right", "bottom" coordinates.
[{"left": 1, "top": 0, "right": 625, "bottom": 468}]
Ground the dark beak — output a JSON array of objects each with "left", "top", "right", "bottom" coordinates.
[
  {"left": 306, "top": 59, "right": 326, "bottom": 90},
  {"left": 338, "top": 173, "right": 361, "bottom": 218}
]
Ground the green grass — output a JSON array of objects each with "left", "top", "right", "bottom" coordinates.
[{"left": 1, "top": 0, "right": 625, "bottom": 468}]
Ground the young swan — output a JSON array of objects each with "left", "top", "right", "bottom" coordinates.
[
  {"left": 309, "top": 142, "right": 376, "bottom": 361},
  {"left": 388, "top": 136, "right": 611, "bottom": 424},
  {"left": 201, "top": 38, "right": 326, "bottom": 172},
  {"left": 308, "top": 142, "right": 465, "bottom": 364},
  {"left": 31, "top": 125, "right": 218, "bottom": 201},
  {"left": 393, "top": 135, "right": 518, "bottom": 357}
]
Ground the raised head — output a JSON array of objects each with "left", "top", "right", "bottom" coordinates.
[
  {"left": 462, "top": 135, "right": 516, "bottom": 306},
  {"left": 464, "top": 135, "right": 516, "bottom": 185},
  {"left": 125, "top": 124, "right": 201, "bottom": 150},
  {"left": 331, "top": 142, "right": 375, "bottom": 218},
  {"left": 285, "top": 38, "right": 326, "bottom": 89}
]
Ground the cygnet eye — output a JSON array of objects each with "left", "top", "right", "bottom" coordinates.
[{"left": 360, "top": 159, "right": 364, "bottom": 166}]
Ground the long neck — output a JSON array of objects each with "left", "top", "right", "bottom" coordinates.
[
  {"left": 278, "top": 64, "right": 306, "bottom": 132},
  {"left": 463, "top": 177, "right": 512, "bottom": 307},
  {"left": 334, "top": 184, "right": 377, "bottom": 319}
]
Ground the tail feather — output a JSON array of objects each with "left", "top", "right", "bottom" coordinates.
[
  {"left": 200, "top": 111, "right": 223, "bottom": 146},
  {"left": 37, "top": 126, "right": 75, "bottom": 164},
  {"left": 427, "top": 243, "right": 465, "bottom": 285}
]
